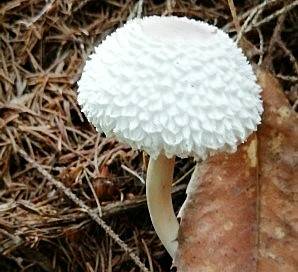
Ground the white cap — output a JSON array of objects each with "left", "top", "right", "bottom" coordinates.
[{"left": 78, "top": 16, "right": 263, "bottom": 159}]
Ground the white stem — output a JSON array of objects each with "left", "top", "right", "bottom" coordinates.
[{"left": 146, "top": 154, "right": 179, "bottom": 258}]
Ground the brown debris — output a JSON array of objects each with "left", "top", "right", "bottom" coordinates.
[{"left": 0, "top": 0, "right": 297, "bottom": 271}]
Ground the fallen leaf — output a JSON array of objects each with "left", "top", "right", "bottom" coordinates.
[
  {"left": 257, "top": 71, "right": 298, "bottom": 272},
  {"left": 174, "top": 71, "right": 298, "bottom": 272}
]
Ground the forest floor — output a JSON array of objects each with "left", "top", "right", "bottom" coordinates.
[{"left": 0, "top": 0, "right": 297, "bottom": 271}]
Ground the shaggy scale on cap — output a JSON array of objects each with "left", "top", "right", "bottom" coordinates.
[{"left": 78, "top": 16, "right": 263, "bottom": 159}]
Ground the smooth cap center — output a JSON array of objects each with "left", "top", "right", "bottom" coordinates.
[{"left": 142, "top": 18, "right": 217, "bottom": 41}]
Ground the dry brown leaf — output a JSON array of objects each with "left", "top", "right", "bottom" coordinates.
[
  {"left": 174, "top": 71, "right": 298, "bottom": 272},
  {"left": 257, "top": 71, "right": 298, "bottom": 271}
]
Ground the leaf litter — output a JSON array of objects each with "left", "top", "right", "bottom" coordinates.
[{"left": 0, "top": 0, "right": 297, "bottom": 271}]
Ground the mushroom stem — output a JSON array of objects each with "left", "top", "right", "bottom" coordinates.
[{"left": 146, "top": 154, "right": 179, "bottom": 258}]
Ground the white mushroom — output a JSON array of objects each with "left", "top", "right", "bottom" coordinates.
[{"left": 77, "top": 16, "right": 263, "bottom": 258}]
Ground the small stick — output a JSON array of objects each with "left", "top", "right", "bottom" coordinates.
[
  {"left": 227, "top": 0, "right": 241, "bottom": 34},
  {"left": 236, "top": 6, "right": 259, "bottom": 44},
  {"left": 276, "top": 74, "right": 298, "bottom": 82},
  {"left": 137, "top": 0, "right": 144, "bottom": 18},
  {"left": 256, "top": 28, "right": 264, "bottom": 66},
  {"left": 245, "top": 0, "right": 298, "bottom": 33},
  {"left": 121, "top": 164, "right": 145, "bottom": 184}
]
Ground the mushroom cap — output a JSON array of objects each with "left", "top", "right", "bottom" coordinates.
[{"left": 78, "top": 16, "right": 263, "bottom": 159}]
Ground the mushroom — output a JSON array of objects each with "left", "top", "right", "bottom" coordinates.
[{"left": 77, "top": 16, "right": 263, "bottom": 258}]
